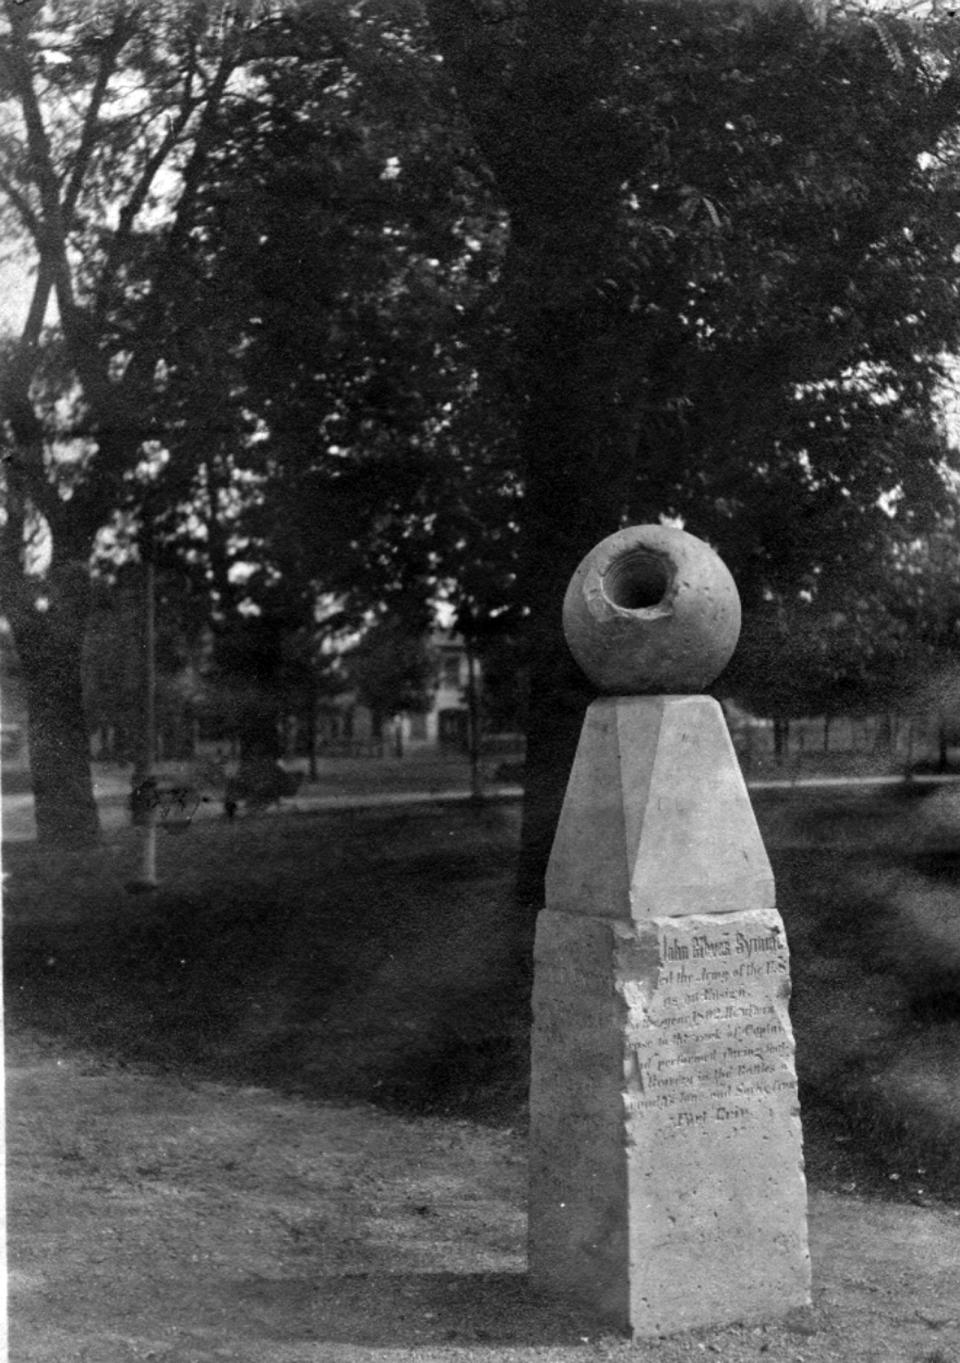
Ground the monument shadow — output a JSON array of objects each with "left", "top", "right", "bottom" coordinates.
[{"left": 228, "top": 1269, "right": 612, "bottom": 1347}]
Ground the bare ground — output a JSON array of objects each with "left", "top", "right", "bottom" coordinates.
[{"left": 8, "top": 1024, "right": 960, "bottom": 1363}]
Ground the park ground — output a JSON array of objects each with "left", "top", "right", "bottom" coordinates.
[
  {"left": 5, "top": 765, "right": 960, "bottom": 1360},
  {"left": 0, "top": 710, "right": 942, "bottom": 841}
]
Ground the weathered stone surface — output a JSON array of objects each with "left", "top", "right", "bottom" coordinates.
[
  {"left": 561, "top": 525, "right": 741, "bottom": 694},
  {"left": 546, "top": 695, "right": 774, "bottom": 919},
  {"left": 533, "top": 527, "right": 808, "bottom": 1338},
  {"left": 529, "top": 910, "right": 810, "bottom": 1337}
]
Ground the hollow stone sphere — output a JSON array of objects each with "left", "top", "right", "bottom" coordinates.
[{"left": 562, "top": 524, "right": 741, "bottom": 694}]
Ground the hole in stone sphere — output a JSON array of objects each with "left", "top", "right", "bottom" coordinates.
[{"left": 602, "top": 548, "right": 672, "bottom": 610}]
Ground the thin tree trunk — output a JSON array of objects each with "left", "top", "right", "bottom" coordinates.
[
  {"left": 465, "top": 638, "right": 483, "bottom": 801},
  {"left": 875, "top": 711, "right": 893, "bottom": 755},
  {"left": 307, "top": 683, "right": 318, "bottom": 783}
]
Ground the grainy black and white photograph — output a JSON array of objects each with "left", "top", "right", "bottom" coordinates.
[{"left": 2, "top": 0, "right": 960, "bottom": 1358}]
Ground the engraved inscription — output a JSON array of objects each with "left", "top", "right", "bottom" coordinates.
[{"left": 621, "top": 919, "right": 795, "bottom": 1131}]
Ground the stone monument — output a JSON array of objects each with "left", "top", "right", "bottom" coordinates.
[{"left": 529, "top": 524, "right": 810, "bottom": 1338}]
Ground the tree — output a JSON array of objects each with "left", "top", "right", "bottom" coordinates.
[
  {"left": 188, "top": 1, "right": 508, "bottom": 611},
  {"left": 344, "top": 611, "right": 437, "bottom": 742},
  {"left": 0, "top": 0, "right": 281, "bottom": 843},
  {"left": 82, "top": 559, "right": 211, "bottom": 761},
  {"left": 105, "top": 1, "right": 510, "bottom": 771},
  {"left": 424, "top": 0, "right": 960, "bottom": 931}
]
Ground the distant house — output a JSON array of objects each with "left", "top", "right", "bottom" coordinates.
[
  {"left": 420, "top": 629, "right": 480, "bottom": 749},
  {"left": 314, "top": 630, "right": 480, "bottom": 754},
  {"left": 1, "top": 614, "right": 486, "bottom": 774}
]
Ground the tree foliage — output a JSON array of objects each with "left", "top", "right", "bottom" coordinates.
[
  {"left": 0, "top": 0, "right": 282, "bottom": 841},
  {"left": 424, "top": 0, "right": 960, "bottom": 913},
  {"left": 113, "top": 2, "right": 515, "bottom": 757},
  {"left": 6, "top": 0, "right": 960, "bottom": 869},
  {"left": 343, "top": 612, "right": 438, "bottom": 736},
  {"left": 178, "top": 1, "right": 509, "bottom": 619}
]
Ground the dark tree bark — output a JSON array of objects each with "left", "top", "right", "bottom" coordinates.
[
  {"left": 938, "top": 717, "right": 950, "bottom": 773},
  {"left": 509, "top": 304, "right": 643, "bottom": 932},
  {"left": 9, "top": 563, "right": 100, "bottom": 846},
  {"left": 425, "top": 0, "right": 653, "bottom": 957},
  {"left": 306, "top": 683, "right": 319, "bottom": 783},
  {"left": 0, "top": 6, "right": 255, "bottom": 847},
  {"left": 875, "top": 711, "right": 893, "bottom": 755},
  {"left": 214, "top": 617, "right": 285, "bottom": 762}
]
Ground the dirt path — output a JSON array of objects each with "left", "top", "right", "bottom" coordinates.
[{"left": 7, "top": 1027, "right": 960, "bottom": 1363}]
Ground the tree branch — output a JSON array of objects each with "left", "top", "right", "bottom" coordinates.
[
  {"left": 62, "top": 14, "right": 134, "bottom": 227},
  {"left": 0, "top": 167, "right": 41, "bottom": 240},
  {"left": 109, "top": 42, "right": 240, "bottom": 406},
  {"left": 4, "top": 8, "right": 80, "bottom": 341},
  {"left": 94, "top": 34, "right": 204, "bottom": 321}
]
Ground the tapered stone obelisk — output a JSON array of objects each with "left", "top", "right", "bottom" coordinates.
[{"left": 529, "top": 525, "right": 810, "bottom": 1338}]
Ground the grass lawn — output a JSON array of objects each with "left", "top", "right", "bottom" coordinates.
[{"left": 6, "top": 790, "right": 960, "bottom": 1206}]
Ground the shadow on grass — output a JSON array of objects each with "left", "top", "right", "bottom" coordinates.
[
  {"left": 7, "top": 795, "right": 960, "bottom": 1203},
  {"left": 225, "top": 1270, "right": 613, "bottom": 1348},
  {"left": 4, "top": 805, "right": 530, "bottom": 1124},
  {"left": 775, "top": 839, "right": 960, "bottom": 1203}
]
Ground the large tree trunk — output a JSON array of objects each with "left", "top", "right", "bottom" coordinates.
[
  {"left": 424, "top": 0, "right": 660, "bottom": 1030},
  {"left": 514, "top": 654, "right": 589, "bottom": 913},
  {"left": 9, "top": 568, "right": 100, "bottom": 847},
  {"left": 510, "top": 295, "right": 645, "bottom": 958},
  {"left": 423, "top": 1, "right": 653, "bottom": 953}
]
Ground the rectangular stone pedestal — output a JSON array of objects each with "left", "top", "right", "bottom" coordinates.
[{"left": 529, "top": 908, "right": 810, "bottom": 1337}]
